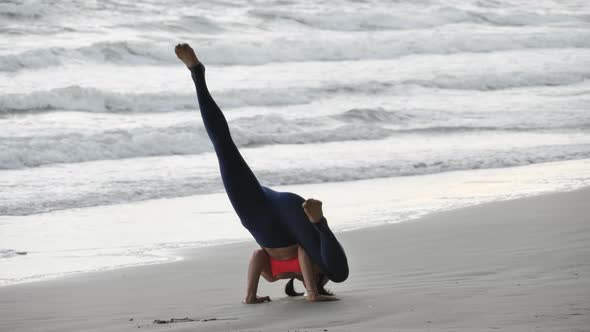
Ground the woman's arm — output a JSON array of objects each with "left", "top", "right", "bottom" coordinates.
[
  {"left": 243, "top": 249, "right": 275, "bottom": 304},
  {"left": 298, "top": 246, "right": 339, "bottom": 302}
]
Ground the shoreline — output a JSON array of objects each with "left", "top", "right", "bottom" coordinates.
[
  {"left": 2, "top": 158, "right": 590, "bottom": 287},
  {"left": 1, "top": 188, "right": 589, "bottom": 331}
]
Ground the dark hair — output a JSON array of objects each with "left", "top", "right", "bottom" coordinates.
[{"left": 284, "top": 274, "right": 334, "bottom": 297}]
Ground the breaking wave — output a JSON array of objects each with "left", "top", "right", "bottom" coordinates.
[
  {"left": 2, "top": 142, "right": 590, "bottom": 216},
  {"left": 3, "top": 66, "right": 589, "bottom": 114},
  {"left": 2, "top": 107, "right": 589, "bottom": 169},
  {"left": 2, "top": 29, "right": 590, "bottom": 71}
]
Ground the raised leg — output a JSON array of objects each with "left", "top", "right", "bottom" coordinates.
[
  {"left": 190, "top": 63, "right": 270, "bottom": 221},
  {"left": 176, "top": 44, "right": 270, "bottom": 226}
]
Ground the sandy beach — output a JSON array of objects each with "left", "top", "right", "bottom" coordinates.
[{"left": 1, "top": 188, "right": 588, "bottom": 331}]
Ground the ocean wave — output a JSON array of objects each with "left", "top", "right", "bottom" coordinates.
[
  {"left": 257, "top": 145, "right": 590, "bottom": 185},
  {"left": 0, "top": 41, "right": 170, "bottom": 72},
  {"left": 2, "top": 28, "right": 589, "bottom": 71},
  {"left": 248, "top": 6, "right": 589, "bottom": 31},
  {"left": 0, "top": 85, "right": 313, "bottom": 114},
  {"left": 0, "top": 108, "right": 403, "bottom": 169},
  {"left": 2, "top": 107, "right": 589, "bottom": 169},
  {"left": 0, "top": 86, "right": 192, "bottom": 113},
  {"left": 4, "top": 0, "right": 588, "bottom": 32},
  {"left": 2, "top": 143, "right": 590, "bottom": 216},
  {"left": 116, "top": 14, "right": 225, "bottom": 34},
  {"left": 0, "top": 1, "right": 45, "bottom": 20},
  {"left": 3, "top": 66, "right": 590, "bottom": 114}
]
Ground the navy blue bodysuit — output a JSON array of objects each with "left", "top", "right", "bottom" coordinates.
[{"left": 190, "top": 63, "right": 348, "bottom": 282}]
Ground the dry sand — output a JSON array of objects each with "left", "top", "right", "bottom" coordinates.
[{"left": 1, "top": 189, "right": 589, "bottom": 331}]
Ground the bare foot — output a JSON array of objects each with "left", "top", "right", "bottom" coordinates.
[
  {"left": 174, "top": 43, "right": 200, "bottom": 68},
  {"left": 302, "top": 198, "right": 324, "bottom": 224}
]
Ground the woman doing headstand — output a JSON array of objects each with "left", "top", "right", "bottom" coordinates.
[{"left": 175, "top": 43, "right": 349, "bottom": 303}]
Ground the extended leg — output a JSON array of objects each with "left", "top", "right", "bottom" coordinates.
[{"left": 177, "top": 44, "right": 269, "bottom": 224}]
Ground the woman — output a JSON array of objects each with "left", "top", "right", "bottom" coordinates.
[{"left": 175, "top": 43, "right": 349, "bottom": 303}]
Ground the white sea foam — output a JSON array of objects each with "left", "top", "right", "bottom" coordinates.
[
  {"left": 2, "top": 48, "right": 589, "bottom": 113},
  {"left": 1, "top": 133, "right": 590, "bottom": 215},
  {"left": 248, "top": 5, "right": 589, "bottom": 31},
  {"left": 2, "top": 106, "right": 590, "bottom": 169},
  {"left": 2, "top": 27, "right": 590, "bottom": 72}
]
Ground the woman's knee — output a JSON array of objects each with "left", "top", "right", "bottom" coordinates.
[{"left": 328, "top": 265, "right": 349, "bottom": 283}]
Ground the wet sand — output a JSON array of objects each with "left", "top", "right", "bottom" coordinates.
[{"left": 1, "top": 188, "right": 589, "bottom": 331}]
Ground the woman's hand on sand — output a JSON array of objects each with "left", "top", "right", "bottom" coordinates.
[
  {"left": 242, "top": 295, "right": 271, "bottom": 304},
  {"left": 302, "top": 199, "right": 324, "bottom": 223},
  {"left": 174, "top": 43, "right": 200, "bottom": 68}
]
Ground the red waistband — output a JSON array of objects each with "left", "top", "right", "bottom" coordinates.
[{"left": 269, "top": 256, "right": 302, "bottom": 277}]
